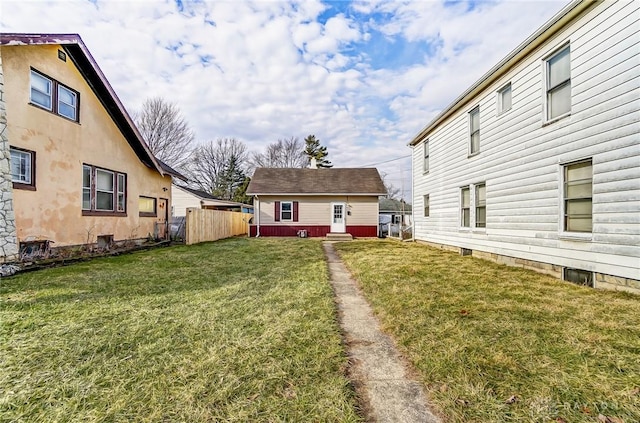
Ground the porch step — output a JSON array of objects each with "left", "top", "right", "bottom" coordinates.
[{"left": 326, "top": 233, "right": 353, "bottom": 241}]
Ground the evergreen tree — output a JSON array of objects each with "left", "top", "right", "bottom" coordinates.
[{"left": 303, "top": 134, "right": 332, "bottom": 168}]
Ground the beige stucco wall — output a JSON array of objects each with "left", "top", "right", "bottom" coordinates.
[
  {"left": 258, "top": 195, "right": 379, "bottom": 226},
  {"left": 1, "top": 44, "right": 171, "bottom": 246}
]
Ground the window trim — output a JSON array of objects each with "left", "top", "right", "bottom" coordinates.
[
  {"left": 280, "top": 201, "right": 293, "bottom": 221},
  {"left": 543, "top": 43, "right": 571, "bottom": 124},
  {"left": 139, "top": 196, "right": 157, "bottom": 217},
  {"left": 82, "top": 164, "right": 127, "bottom": 216},
  {"left": 423, "top": 139, "right": 430, "bottom": 174},
  {"left": 423, "top": 194, "right": 430, "bottom": 217},
  {"left": 9, "top": 146, "right": 36, "bottom": 191},
  {"left": 468, "top": 106, "right": 480, "bottom": 156},
  {"left": 561, "top": 158, "right": 592, "bottom": 236},
  {"left": 29, "top": 68, "right": 80, "bottom": 123},
  {"left": 497, "top": 82, "right": 512, "bottom": 116}
]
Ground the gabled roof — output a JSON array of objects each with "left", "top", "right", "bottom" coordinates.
[
  {"left": 247, "top": 168, "right": 387, "bottom": 196},
  {"left": 174, "top": 184, "right": 219, "bottom": 200},
  {"left": 409, "top": 0, "right": 594, "bottom": 146},
  {"left": 173, "top": 184, "right": 253, "bottom": 208},
  {"left": 0, "top": 33, "right": 172, "bottom": 178}
]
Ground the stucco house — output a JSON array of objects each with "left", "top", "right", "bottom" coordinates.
[
  {"left": 247, "top": 167, "right": 386, "bottom": 237},
  {"left": 171, "top": 184, "right": 253, "bottom": 216},
  {"left": 0, "top": 33, "right": 183, "bottom": 262},
  {"left": 409, "top": 0, "right": 639, "bottom": 293}
]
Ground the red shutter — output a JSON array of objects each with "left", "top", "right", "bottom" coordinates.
[
  {"left": 293, "top": 201, "right": 299, "bottom": 222},
  {"left": 274, "top": 201, "right": 280, "bottom": 222}
]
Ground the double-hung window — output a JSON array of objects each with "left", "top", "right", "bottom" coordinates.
[
  {"left": 423, "top": 139, "right": 429, "bottom": 173},
  {"left": 280, "top": 201, "right": 293, "bottom": 221},
  {"left": 30, "top": 69, "right": 79, "bottom": 122},
  {"left": 469, "top": 106, "right": 480, "bottom": 155},
  {"left": 423, "top": 194, "right": 430, "bottom": 217},
  {"left": 30, "top": 71, "right": 52, "bottom": 110},
  {"left": 82, "top": 164, "right": 126, "bottom": 215},
  {"left": 461, "top": 183, "right": 487, "bottom": 229},
  {"left": 546, "top": 45, "right": 571, "bottom": 121},
  {"left": 475, "top": 183, "right": 486, "bottom": 228},
  {"left": 497, "top": 83, "right": 512, "bottom": 115},
  {"left": 461, "top": 187, "right": 471, "bottom": 227},
  {"left": 563, "top": 159, "right": 592, "bottom": 233},
  {"left": 10, "top": 147, "right": 36, "bottom": 190}
]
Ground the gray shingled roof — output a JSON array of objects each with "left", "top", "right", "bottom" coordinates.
[{"left": 247, "top": 168, "right": 387, "bottom": 195}]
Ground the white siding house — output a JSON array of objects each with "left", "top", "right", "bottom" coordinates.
[{"left": 410, "top": 0, "right": 639, "bottom": 293}]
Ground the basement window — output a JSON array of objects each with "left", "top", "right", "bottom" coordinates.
[{"left": 563, "top": 268, "right": 593, "bottom": 287}]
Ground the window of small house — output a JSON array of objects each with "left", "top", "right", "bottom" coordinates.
[{"left": 281, "top": 201, "right": 293, "bottom": 221}]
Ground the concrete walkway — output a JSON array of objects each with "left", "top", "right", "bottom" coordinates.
[{"left": 323, "top": 242, "right": 441, "bottom": 423}]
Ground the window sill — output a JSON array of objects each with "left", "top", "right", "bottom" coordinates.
[
  {"left": 82, "top": 210, "right": 127, "bottom": 217},
  {"left": 542, "top": 112, "right": 571, "bottom": 127},
  {"left": 29, "top": 102, "right": 80, "bottom": 124},
  {"left": 559, "top": 232, "right": 592, "bottom": 242},
  {"left": 139, "top": 212, "right": 157, "bottom": 218},
  {"left": 497, "top": 108, "right": 513, "bottom": 118},
  {"left": 12, "top": 182, "right": 36, "bottom": 191}
]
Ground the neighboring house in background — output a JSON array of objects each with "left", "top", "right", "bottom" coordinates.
[
  {"left": 171, "top": 184, "right": 253, "bottom": 216},
  {"left": 0, "top": 33, "right": 183, "bottom": 262},
  {"left": 410, "top": 0, "right": 639, "bottom": 293},
  {"left": 247, "top": 167, "right": 386, "bottom": 237}
]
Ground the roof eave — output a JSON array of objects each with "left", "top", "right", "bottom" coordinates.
[
  {"left": 408, "top": 0, "right": 596, "bottom": 146},
  {"left": 0, "top": 33, "right": 166, "bottom": 177},
  {"left": 247, "top": 192, "right": 387, "bottom": 196}
]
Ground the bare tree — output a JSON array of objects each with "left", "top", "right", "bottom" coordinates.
[
  {"left": 380, "top": 171, "right": 401, "bottom": 200},
  {"left": 186, "top": 138, "right": 248, "bottom": 200},
  {"left": 249, "top": 137, "right": 307, "bottom": 171},
  {"left": 134, "top": 97, "right": 195, "bottom": 169}
]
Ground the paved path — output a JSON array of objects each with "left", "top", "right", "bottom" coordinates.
[{"left": 323, "top": 242, "right": 441, "bottom": 423}]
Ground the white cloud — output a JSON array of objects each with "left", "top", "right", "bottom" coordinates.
[{"left": 0, "top": 0, "right": 569, "bottom": 198}]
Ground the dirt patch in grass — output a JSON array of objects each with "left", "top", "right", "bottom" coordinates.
[
  {"left": 335, "top": 240, "right": 640, "bottom": 423},
  {"left": 1, "top": 238, "right": 361, "bottom": 422}
]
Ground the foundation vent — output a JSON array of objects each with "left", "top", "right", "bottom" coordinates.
[{"left": 563, "top": 268, "right": 594, "bottom": 287}]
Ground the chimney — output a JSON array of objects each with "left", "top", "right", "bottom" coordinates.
[{"left": 310, "top": 157, "right": 317, "bottom": 169}]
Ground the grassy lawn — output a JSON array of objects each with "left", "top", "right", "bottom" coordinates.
[
  {"left": 1, "top": 238, "right": 361, "bottom": 422},
  {"left": 335, "top": 240, "right": 640, "bottom": 423}
]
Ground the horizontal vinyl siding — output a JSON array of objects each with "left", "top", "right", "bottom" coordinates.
[
  {"left": 258, "top": 195, "right": 379, "bottom": 226},
  {"left": 412, "top": 0, "right": 640, "bottom": 280}
]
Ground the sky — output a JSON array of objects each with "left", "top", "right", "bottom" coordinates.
[{"left": 0, "top": 0, "right": 568, "bottom": 199}]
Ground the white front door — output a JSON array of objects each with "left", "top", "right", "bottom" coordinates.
[{"left": 330, "top": 202, "right": 346, "bottom": 233}]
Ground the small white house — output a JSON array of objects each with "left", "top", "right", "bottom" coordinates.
[
  {"left": 410, "top": 0, "right": 639, "bottom": 293},
  {"left": 171, "top": 184, "right": 253, "bottom": 217}
]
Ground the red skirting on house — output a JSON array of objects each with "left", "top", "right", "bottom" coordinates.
[{"left": 249, "top": 225, "right": 378, "bottom": 238}]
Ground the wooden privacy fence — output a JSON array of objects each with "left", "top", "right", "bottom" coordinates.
[{"left": 185, "top": 208, "right": 253, "bottom": 245}]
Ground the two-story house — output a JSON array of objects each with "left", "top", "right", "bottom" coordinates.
[
  {"left": 410, "top": 0, "right": 639, "bottom": 293},
  {"left": 0, "top": 33, "right": 182, "bottom": 262}
]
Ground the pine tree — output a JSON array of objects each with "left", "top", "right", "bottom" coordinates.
[{"left": 303, "top": 134, "right": 332, "bottom": 168}]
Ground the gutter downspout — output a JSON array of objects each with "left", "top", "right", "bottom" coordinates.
[{"left": 255, "top": 195, "right": 260, "bottom": 237}]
